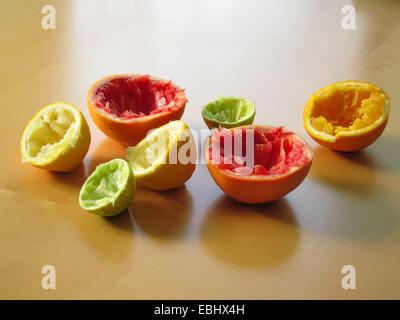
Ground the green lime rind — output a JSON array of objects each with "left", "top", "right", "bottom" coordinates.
[
  {"left": 202, "top": 96, "right": 256, "bottom": 129},
  {"left": 79, "top": 158, "right": 136, "bottom": 216}
]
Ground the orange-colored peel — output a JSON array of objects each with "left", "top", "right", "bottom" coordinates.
[
  {"left": 87, "top": 74, "right": 187, "bottom": 146},
  {"left": 206, "top": 125, "right": 313, "bottom": 204},
  {"left": 304, "top": 81, "right": 390, "bottom": 151}
]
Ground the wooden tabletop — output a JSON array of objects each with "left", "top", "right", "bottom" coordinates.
[{"left": 1, "top": 0, "right": 399, "bottom": 299}]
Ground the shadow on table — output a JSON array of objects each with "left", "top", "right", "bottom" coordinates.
[
  {"left": 49, "top": 162, "right": 87, "bottom": 187},
  {"left": 361, "top": 135, "right": 400, "bottom": 173},
  {"left": 78, "top": 209, "right": 135, "bottom": 263},
  {"left": 104, "top": 208, "right": 136, "bottom": 232},
  {"left": 307, "top": 143, "right": 398, "bottom": 241},
  {"left": 310, "top": 146, "right": 376, "bottom": 196},
  {"left": 299, "top": 186, "right": 397, "bottom": 242},
  {"left": 130, "top": 184, "right": 193, "bottom": 241},
  {"left": 200, "top": 195, "right": 299, "bottom": 269}
]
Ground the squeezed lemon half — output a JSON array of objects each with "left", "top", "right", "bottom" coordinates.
[
  {"left": 127, "top": 120, "right": 196, "bottom": 190},
  {"left": 21, "top": 102, "right": 91, "bottom": 172}
]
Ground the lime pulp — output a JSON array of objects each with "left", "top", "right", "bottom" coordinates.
[
  {"left": 202, "top": 96, "right": 255, "bottom": 129},
  {"left": 79, "top": 158, "right": 135, "bottom": 216}
]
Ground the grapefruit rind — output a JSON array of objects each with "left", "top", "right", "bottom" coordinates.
[
  {"left": 206, "top": 125, "right": 313, "bottom": 203},
  {"left": 87, "top": 74, "right": 187, "bottom": 146}
]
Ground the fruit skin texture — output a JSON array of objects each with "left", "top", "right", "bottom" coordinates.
[
  {"left": 206, "top": 125, "right": 313, "bottom": 204},
  {"left": 304, "top": 81, "right": 390, "bottom": 152},
  {"left": 136, "top": 157, "right": 196, "bottom": 191},
  {"left": 21, "top": 102, "right": 91, "bottom": 172},
  {"left": 127, "top": 120, "right": 196, "bottom": 191},
  {"left": 79, "top": 159, "right": 136, "bottom": 217},
  {"left": 306, "top": 119, "right": 388, "bottom": 152},
  {"left": 87, "top": 74, "right": 187, "bottom": 146}
]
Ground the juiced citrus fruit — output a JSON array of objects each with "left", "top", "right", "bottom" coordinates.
[
  {"left": 304, "top": 81, "right": 390, "bottom": 151},
  {"left": 87, "top": 74, "right": 187, "bottom": 146},
  {"left": 21, "top": 102, "right": 91, "bottom": 172},
  {"left": 202, "top": 96, "right": 255, "bottom": 129},
  {"left": 207, "top": 126, "right": 313, "bottom": 203},
  {"left": 79, "top": 159, "right": 135, "bottom": 216},
  {"left": 127, "top": 120, "right": 196, "bottom": 190}
]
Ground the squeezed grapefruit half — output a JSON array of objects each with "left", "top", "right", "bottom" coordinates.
[
  {"left": 207, "top": 126, "right": 313, "bottom": 203},
  {"left": 87, "top": 74, "right": 187, "bottom": 145}
]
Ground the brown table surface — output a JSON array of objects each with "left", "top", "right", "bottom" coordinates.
[{"left": 1, "top": 0, "right": 399, "bottom": 299}]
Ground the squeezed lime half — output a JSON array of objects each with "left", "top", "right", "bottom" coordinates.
[
  {"left": 202, "top": 96, "right": 255, "bottom": 129},
  {"left": 79, "top": 158, "right": 135, "bottom": 216}
]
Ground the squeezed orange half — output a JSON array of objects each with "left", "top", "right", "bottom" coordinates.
[{"left": 304, "top": 81, "right": 390, "bottom": 151}]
